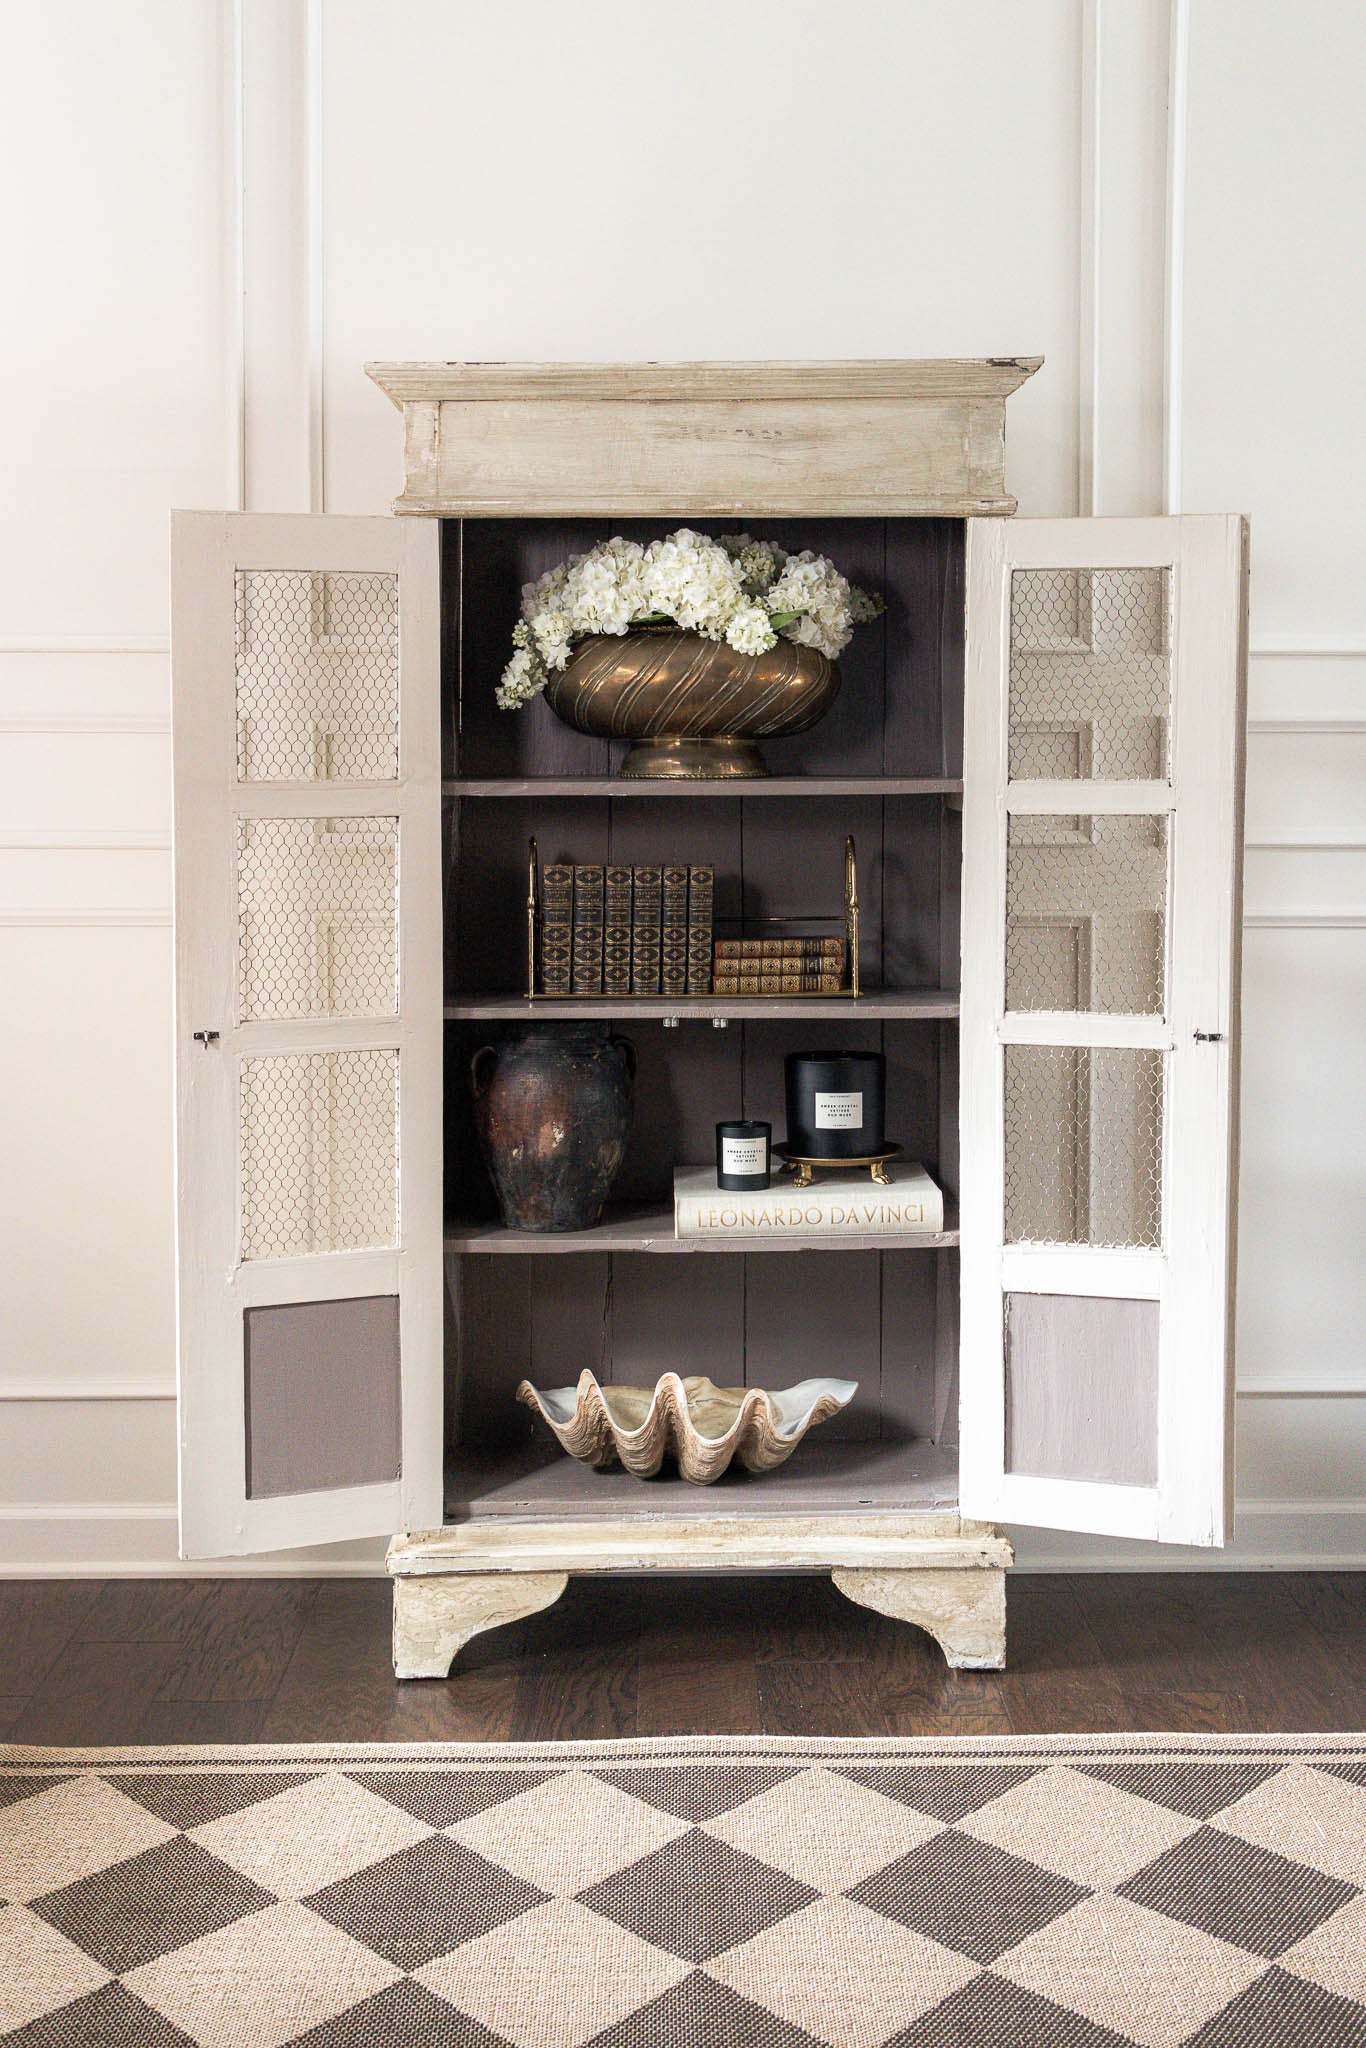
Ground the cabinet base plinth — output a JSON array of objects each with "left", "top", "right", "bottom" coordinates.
[
  {"left": 387, "top": 1515, "right": 1013, "bottom": 1678},
  {"left": 832, "top": 1564, "right": 1007, "bottom": 1669},
  {"left": 392, "top": 1570, "right": 568, "bottom": 1679}
]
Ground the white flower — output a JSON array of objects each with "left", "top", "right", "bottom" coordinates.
[
  {"left": 498, "top": 526, "right": 882, "bottom": 709},
  {"left": 765, "top": 549, "right": 882, "bottom": 661},
  {"left": 530, "top": 608, "right": 574, "bottom": 671},
  {"left": 726, "top": 604, "right": 778, "bottom": 656},
  {"left": 520, "top": 559, "right": 570, "bottom": 623},
  {"left": 641, "top": 529, "right": 747, "bottom": 639},
  {"left": 719, "top": 534, "right": 787, "bottom": 598},
  {"left": 561, "top": 537, "right": 648, "bottom": 636},
  {"left": 496, "top": 643, "right": 541, "bottom": 709}
]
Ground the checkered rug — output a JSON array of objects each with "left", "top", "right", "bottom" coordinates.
[{"left": 3, "top": 1736, "right": 1366, "bottom": 2047}]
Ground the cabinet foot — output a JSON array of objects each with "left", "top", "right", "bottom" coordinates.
[
  {"left": 832, "top": 1565, "right": 1007, "bottom": 1670},
  {"left": 392, "top": 1571, "right": 568, "bottom": 1679}
]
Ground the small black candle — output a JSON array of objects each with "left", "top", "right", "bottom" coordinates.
[{"left": 716, "top": 1120, "right": 771, "bottom": 1191}]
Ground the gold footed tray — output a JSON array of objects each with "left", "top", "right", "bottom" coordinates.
[{"left": 775, "top": 1142, "right": 904, "bottom": 1189}]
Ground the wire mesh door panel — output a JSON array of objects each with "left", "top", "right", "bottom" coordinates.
[
  {"left": 1008, "top": 566, "right": 1171, "bottom": 780},
  {"left": 1003, "top": 1044, "right": 1164, "bottom": 1250},
  {"left": 1005, "top": 814, "right": 1168, "bottom": 1015},
  {"left": 237, "top": 816, "right": 399, "bottom": 1022},
  {"left": 239, "top": 1048, "right": 400, "bottom": 1262},
  {"left": 961, "top": 515, "right": 1245, "bottom": 1547},
  {"left": 235, "top": 570, "right": 400, "bottom": 781},
  {"left": 173, "top": 512, "right": 442, "bottom": 1559}
]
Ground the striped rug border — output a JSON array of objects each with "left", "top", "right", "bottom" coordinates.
[{"left": 5, "top": 1731, "right": 1365, "bottom": 1775}]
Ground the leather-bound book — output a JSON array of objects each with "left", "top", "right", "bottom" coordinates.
[
  {"left": 660, "top": 864, "right": 690, "bottom": 996},
  {"left": 686, "top": 864, "right": 714, "bottom": 995},
  {"left": 539, "top": 861, "right": 574, "bottom": 995},
  {"left": 571, "top": 863, "right": 605, "bottom": 994},
  {"left": 603, "top": 864, "right": 633, "bottom": 996},
  {"left": 631, "top": 865, "right": 662, "bottom": 994}
]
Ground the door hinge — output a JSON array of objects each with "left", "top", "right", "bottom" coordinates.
[
  {"left": 1193, "top": 1029, "right": 1225, "bottom": 1043},
  {"left": 192, "top": 1030, "right": 220, "bottom": 1047}
]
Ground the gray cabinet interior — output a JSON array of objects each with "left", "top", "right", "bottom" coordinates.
[{"left": 441, "top": 515, "right": 967, "bottom": 1524}]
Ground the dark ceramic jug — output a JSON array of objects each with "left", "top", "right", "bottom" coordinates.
[{"left": 471, "top": 1024, "right": 637, "bottom": 1232}]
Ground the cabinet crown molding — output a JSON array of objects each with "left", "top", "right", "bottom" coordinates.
[
  {"left": 363, "top": 356, "right": 1044, "bottom": 519},
  {"left": 365, "top": 358, "right": 1043, "bottom": 406}
]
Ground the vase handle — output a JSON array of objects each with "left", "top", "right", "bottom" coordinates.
[
  {"left": 470, "top": 1044, "right": 498, "bottom": 1099},
  {"left": 611, "top": 1033, "right": 638, "bottom": 1090}
]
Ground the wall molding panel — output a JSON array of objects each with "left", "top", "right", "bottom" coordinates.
[
  {"left": 0, "top": 1381, "right": 177, "bottom": 1402},
  {"left": 1162, "top": 0, "right": 1190, "bottom": 514},
  {"left": 0, "top": 715, "right": 171, "bottom": 735},
  {"left": 0, "top": 909, "right": 172, "bottom": 928}
]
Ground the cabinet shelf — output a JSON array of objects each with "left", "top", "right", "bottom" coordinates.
[
  {"left": 445, "top": 1202, "right": 960, "bottom": 1255},
  {"left": 443, "top": 989, "right": 960, "bottom": 1022},
  {"left": 443, "top": 776, "right": 962, "bottom": 799},
  {"left": 444, "top": 1437, "right": 960, "bottom": 1523}
]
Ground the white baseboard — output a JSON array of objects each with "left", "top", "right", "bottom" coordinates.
[
  {"left": 0, "top": 1506, "right": 388, "bottom": 1576},
  {"left": 1011, "top": 1501, "right": 1366, "bottom": 1571},
  {"left": 0, "top": 1501, "right": 1362, "bottom": 1577}
]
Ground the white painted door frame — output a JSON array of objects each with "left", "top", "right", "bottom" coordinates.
[
  {"left": 960, "top": 515, "right": 1247, "bottom": 1545},
  {"left": 172, "top": 512, "right": 443, "bottom": 1557}
]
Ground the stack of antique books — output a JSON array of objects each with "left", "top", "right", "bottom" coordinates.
[
  {"left": 711, "top": 934, "right": 846, "bottom": 995},
  {"left": 540, "top": 861, "right": 714, "bottom": 996}
]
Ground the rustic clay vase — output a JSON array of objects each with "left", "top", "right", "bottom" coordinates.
[
  {"left": 542, "top": 625, "right": 838, "bottom": 779},
  {"left": 471, "top": 1024, "right": 636, "bottom": 1232},
  {"left": 517, "top": 1368, "right": 858, "bottom": 1483}
]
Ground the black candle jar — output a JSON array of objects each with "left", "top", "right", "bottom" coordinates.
[
  {"left": 716, "top": 1120, "right": 772, "bottom": 1191},
  {"left": 784, "top": 1051, "right": 886, "bottom": 1159}
]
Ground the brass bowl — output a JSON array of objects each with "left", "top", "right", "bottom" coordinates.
[{"left": 542, "top": 625, "right": 838, "bottom": 778}]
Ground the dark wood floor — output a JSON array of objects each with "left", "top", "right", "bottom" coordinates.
[{"left": 2, "top": 1573, "right": 1362, "bottom": 1747}]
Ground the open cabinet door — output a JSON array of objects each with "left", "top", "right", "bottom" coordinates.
[
  {"left": 960, "top": 516, "right": 1247, "bottom": 1545},
  {"left": 172, "top": 513, "right": 443, "bottom": 1556}
]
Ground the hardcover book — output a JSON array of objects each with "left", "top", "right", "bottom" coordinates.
[
  {"left": 539, "top": 861, "right": 573, "bottom": 994},
  {"left": 713, "top": 935, "right": 845, "bottom": 994},
  {"left": 603, "top": 864, "right": 633, "bottom": 996},
  {"left": 660, "top": 864, "right": 690, "bottom": 996},
  {"left": 674, "top": 1162, "right": 945, "bottom": 1239},
  {"left": 631, "top": 865, "right": 662, "bottom": 994},
  {"left": 712, "top": 969, "right": 843, "bottom": 994},
  {"left": 571, "top": 863, "right": 605, "bottom": 994},
  {"left": 686, "top": 863, "right": 714, "bottom": 995},
  {"left": 715, "top": 936, "right": 845, "bottom": 960}
]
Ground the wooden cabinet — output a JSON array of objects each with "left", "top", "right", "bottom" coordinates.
[{"left": 171, "top": 363, "right": 1247, "bottom": 1673}]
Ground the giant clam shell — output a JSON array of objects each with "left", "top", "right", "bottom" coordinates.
[{"left": 515, "top": 1369, "right": 857, "bottom": 1484}]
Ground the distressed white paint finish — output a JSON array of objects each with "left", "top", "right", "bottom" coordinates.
[
  {"left": 173, "top": 512, "right": 443, "bottom": 1556},
  {"left": 365, "top": 361, "right": 1040, "bottom": 519},
  {"left": 390, "top": 1522, "right": 1013, "bottom": 1675},
  {"left": 960, "top": 514, "right": 1247, "bottom": 1546},
  {"left": 388, "top": 1517, "right": 1014, "bottom": 1577},
  {"left": 392, "top": 1572, "right": 569, "bottom": 1680},
  {"left": 832, "top": 1567, "right": 1008, "bottom": 1670}
]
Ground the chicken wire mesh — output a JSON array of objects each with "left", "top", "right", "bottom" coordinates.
[
  {"left": 235, "top": 570, "right": 399, "bottom": 781},
  {"left": 237, "top": 816, "right": 399, "bottom": 1022},
  {"left": 239, "top": 1048, "right": 399, "bottom": 1262},
  {"left": 1004, "top": 1044, "right": 1164, "bottom": 1250},
  {"left": 1005, "top": 815, "right": 1168, "bottom": 1014},
  {"left": 1008, "top": 567, "right": 1171, "bottom": 781}
]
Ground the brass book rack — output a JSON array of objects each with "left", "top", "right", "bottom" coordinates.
[{"left": 525, "top": 836, "right": 860, "bottom": 1000}]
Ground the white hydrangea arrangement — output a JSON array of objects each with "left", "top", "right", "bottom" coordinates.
[{"left": 497, "top": 529, "right": 883, "bottom": 709}]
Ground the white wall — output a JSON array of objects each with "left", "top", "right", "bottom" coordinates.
[{"left": 1, "top": 0, "right": 1361, "bottom": 1573}]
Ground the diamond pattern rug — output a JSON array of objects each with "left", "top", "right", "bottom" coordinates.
[{"left": 3, "top": 1735, "right": 1366, "bottom": 2046}]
